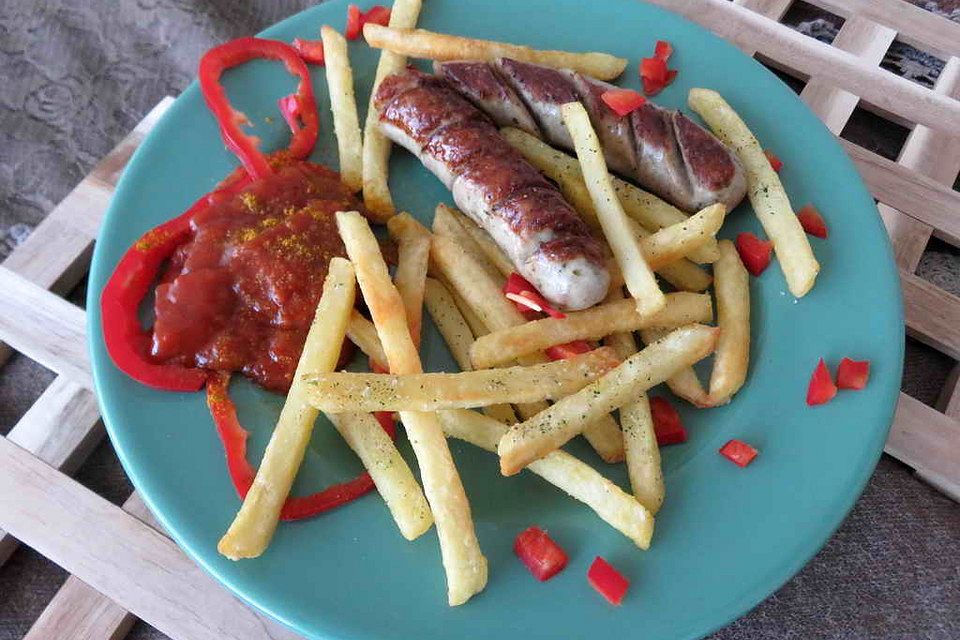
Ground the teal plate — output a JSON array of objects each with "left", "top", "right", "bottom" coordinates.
[{"left": 88, "top": 0, "right": 904, "bottom": 638}]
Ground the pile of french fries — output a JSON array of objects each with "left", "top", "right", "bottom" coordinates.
[{"left": 216, "top": 2, "right": 820, "bottom": 607}]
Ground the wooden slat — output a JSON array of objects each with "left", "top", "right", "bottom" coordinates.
[
  {"left": 644, "top": 0, "right": 960, "bottom": 133},
  {"left": 0, "top": 435, "right": 303, "bottom": 640},
  {"left": 886, "top": 393, "right": 960, "bottom": 501},
  {"left": 732, "top": 0, "right": 793, "bottom": 57},
  {"left": 799, "top": 16, "right": 897, "bottom": 133},
  {"left": 0, "top": 266, "right": 90, "bottom": 388},
  {"left": 805, "top": 0, "right": 960, "bottom": 59},
  {"left": 901, "top": 271, "right": 960, "bottom": 361}
]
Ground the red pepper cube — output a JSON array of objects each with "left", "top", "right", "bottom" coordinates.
[
  {"left": 764, "top": 149, "right": 783, "bottom": 172},
  {"left": 362, "top": 5, "right": 392, "bottom": 27},
  {"left": 719, "top": 439, "right": 759, "bottom": 467},
  {"left": 797, "top": 204, "right": 828, "bottom": 239},
  {"left": 601, "top": 89, "right": 647, "bottom": 117},
  {"left": 545, "top": 340, "right": 593, "bottom": 361},
  {"left": 654, "top": 39, "right": 674, "bottom": 62},
  {"left": 650, "top": 396, "right": 687, "bottom": 445},
  {"left": 587, "top": 557, "right": 630, "bottom": 605},
  {"left": 806, "top": 358, "right": 838, "bottom": 406},
  {"left": 514, "top": 527, "right": 568, "bottom": 581},
  {"left": 503, "top": 272, "right": 565, "bottom": 319},
  {"left": 735, "top": 232, "right": 773, "bottom": 277},
  {"left": 640, "top": 56, "right": 668, "bottom": 83},
  {"left": 345, "top": 4, "right": 363, "bottom": 39},
  {"left": 837, "top": 357, "right": 870, "bottom": 390}
]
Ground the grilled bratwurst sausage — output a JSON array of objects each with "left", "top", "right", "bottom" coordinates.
[
  {"left": 435, "top": 58, "right": 746, "bottom": 213},
  {"left": 374, "top": 68, "right": 610, "bottom": 310}
]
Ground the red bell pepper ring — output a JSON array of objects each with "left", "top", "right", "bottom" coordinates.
[
  {"left": 600, "top": 89, "right": 646, "bottom": 117},
  {"left": 806, "top": 358, "right": 837, "bottom": 406},
  {"left": 735, "top": 232, "right": 774, "bottom": 277},
  {"left": 650, "top": 396, "right": 687, "bottom": 445},
  {"left": 198, "top": 37, "right": 319, "bottom": 181},
  {"left": 514, "top": 526, "right": 568, "bottom": 581},
  {"left": 292, "top": 38, "right": 326, "bottom": 65},
  {"left": 764, "top": 149, "right": 784, "bottom": 172},
  {"left": 797, "top": 204, "right": 828, "bottom": 239},
  {"left": 206, "top": 371, "right": 395, "bottom": 521},
  {"left": 719, "top": 439, "right": 759, "bottom": 467},
  {"left": 836, "top": 357, "right": 870, "bottom": 390},
  {"left": 503, "top": 272, "right": 566, "bottom": 319},
  {"left": 100, "top": 174, "right": 252, "bottom": 392},
  {"left": 587, "top": 556, "right": 630, "bottom": 605}
]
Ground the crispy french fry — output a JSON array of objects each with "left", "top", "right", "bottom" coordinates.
[
  {"left": 562, "top": 102, "right": 663, "bottom": 316},
  {"left": 470, "top": 292, "right": 713, "bottom": 368},
  {"left": 432, "top": 204, "right": 505, "bottom": 285},
  {"left": 347, "top": 309, "right": 388, "bottom": 370},
  {"left": 501, "top": 127, "right": 719, "bottom": 264},
  {"left": 327, "top": 412, "right": 433, "bottom": 539},
  {"left": 688, "top": 88, "right": 819, "bottom": 297},
  {"left": 707, "top": 239, "right": 750, "bottom": 405},
  {"left": 336, "top": 211, "right": 486, "bottom": 606},
  {"left": 448, "top": 209, "right": 515, "bottom": 277},
  {"left": 423, "top": 278, "right": 517, "bottom": 425},
  {"left": 601, "top": 286, "right": 639, "bottom": 359},
  {"left": 619, "top": 394, "right": 665, "bottom": 515},
  {"left": 439, "top": 410, "right": 653, "bottom": 548},
  {"left": 218, "top": 258, "right": 357, "bottom": 560},
  {"left": 388, "top": 212, "right": 431, "bottom": 344},
  {"left": 581, "top": 414, "right": 625, "bottom": 464},
  {"left": 362, "top": 24, "right": 627, "bottom": 81},
  {"left": 305, "top": 347, "right": 620, "bottom": 412},
  {"left": 497, "top": 324, "right": 719, "bottom": 475},
  {"left": 321, "top": 25, "right": 363, "bottom": 192},
  {"left": 361, "top": 0, "right": 423, "bottom": 219},
  {"left": 449, "top": 286, "right": 491, "bottom": 339},
  {"left": 639, "top": 204, "right": 725, "bottom": 269},
  {"left": 639, "top": 327, "right": 711, "bottom": 407},
  {"left": 632, "top": 222, "right": 713, "bottom": 292}
]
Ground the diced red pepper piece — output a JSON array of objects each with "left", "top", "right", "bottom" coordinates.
[
  {"left": 654, "top": 39, "right": 673, "bottom": 62},
  {"left": 719, "top": 439, "right": 759, "bottom": 467},
  {"left": 601, "top": 89, "right": 647, "bottom": 117},
  {"left": 797, "top": 204, "right": 828, "bottom": 239},
  {"left": 374, "top": 411, "right": 397, "bottom": 439},
  {"left": 764, "top": 149, "right": 783, "bottom": 172},
  {"left": 503, "top": 272, "right": 566, "bottom": 319},
  {"left": 545, "top": 340, "right": 593, "bottom": 361},
  {"left": 650, "top": 396, "right": 687, "bottom": 445},
  {"left": 514, "top": 526, "right": 569, "bottom": 581},
  {"left": 806, "top": 358, "right": 837, "bottom": 406},
  {"left": 735, "top": 232, "right": 773, "bottom": 277},
  {"left": 345, "top": 4, "right": 363, "bottom": 39},
  {"left": 362, "top": 5, "right": 392, "bottom": 27},
  {"left": 292, "top": 38, "right": 325, "bottom": 65},
  {"left": 640, "top": 56, "right": 668, "bottom": 83},
  {"left": 587, "top": 557, "right": 630, "bottom": 605},
  {"left": 836, "top": 357, "right": 870, "bottom": 390}
]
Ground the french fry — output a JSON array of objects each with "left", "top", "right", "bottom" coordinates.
[
  {"left": 347, "top": 309, "right": 388, "bottom": 370},
  {"left": 449, "top": 286, "right": 491, "bottom": 339},
  {"left": 470, "top": 292, "right": 713, "bottom": 368},
  {"left": 707, "top": 239, "right": 751, "bottom": 405},
  {"left": 448, "top": 209, "right": 515, "bottom": 277},
  {"left": 619, "top": 394, "right": 665, "bottom": 515},
  {"left": 639, "top": 204, "right": 726, "bottom": 270},
  {"left": 432, "top": 204, "right": 505, "bottom": 285},
  {"left": 362, "top": 24, "right": 627, "bottom": 81},
  {"left": 305, "top": 348, "right": 620, "bottom": 412},
  {"left": 633, "top": 222, "right": 713, "bottom": 292},
  {"left": 639, "top": 327, "right": 710, "bottom": 407},
  {"left": 562, "top": 101, "right": 664, "bottom": 316},
  {"left": 336, "top": 211, "right": 487, "bottom": 607},
  {"left": 321, "top": 26, "right": 363, "bottom": 193},
  {"left": 601, "top": 286, "right": 639, "bottom": 360},
  {"left": 688, "top": 88, "right": 819, "bottom": 297},
  {"left": 497, "top": 324, "right": 719, "bottom": 475},
  {"left": 581, "top": 414, "right": 625, "bottom": 464},
  {"left": 500, "top": 127, "right": 719, "bottom": 264},
  {"left": 327, "top": 412, "right": 433, "bottom": 539},
  {"left": 388, "top": 213, "right": 431, "bottom": 344},
  {"left": 218, "top": 258, "right": 358, "bottom": 560},
  {"left": 361, "top": 0, "right": 424, "bottom": 219},
  {"left": 439, "top": 410, "right": 654, "bottom": 548},
  {"left": 423, "top": 278, "right": 518, "bottom": 425}
]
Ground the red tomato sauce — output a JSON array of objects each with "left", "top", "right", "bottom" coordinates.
[{"left": 150, "top": 162, "right": 365, "bottom": 392}]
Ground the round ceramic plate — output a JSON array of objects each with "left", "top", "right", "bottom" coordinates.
[{"left": 88, "top": 0, "right": 904, "bottom": 638}]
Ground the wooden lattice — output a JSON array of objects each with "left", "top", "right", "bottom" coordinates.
[{"left": 0, "top": 1, "right": 958, "bottom": 637}]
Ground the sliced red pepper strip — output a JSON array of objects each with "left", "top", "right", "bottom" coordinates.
[
  {"left": 503, "top": 272, "right": 566, "bottom": 319},
  {"left": 650, "top": 396, "right": 687, "bottom": 445},
  {"left": 587, "top": 556, "right": 630, "bottom": 605},
  {"left": 514, "top": 526, "right": 568, "bottom": 581},
  {"left": 198, "top": 37, "right": 319, "bottom": 180},
  {"left": 100, "top": 174, "right": 251, "bottom": 391},
  {"left": 735, "top": 232, "right": 773, "bottom": 277},
  {"left": 345, "top": 4, "right": 363, "bottom": 40},
  {"left": 797, "top": 204, "right": 828, "bottom": 239},
  {"left": 836, "top": 357, "right": 870, "bottom": 390},
  {"left": 601, "top": 89, "right": 647, "bottom": 117},
  {"left": 719, "top": 439, "right": 759, "bottom": 467},
  {"left": 292, "top": 38, "right": 326, "bottom": 65},
  {"left": 206, "top": 371, "right": 393, "bottom": 521},
  {"left": 806, "top": 358, "right": 838, "bottom": 406},
  {"left": 764, "top": 149, "right": 784, "bottom": 172}
]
